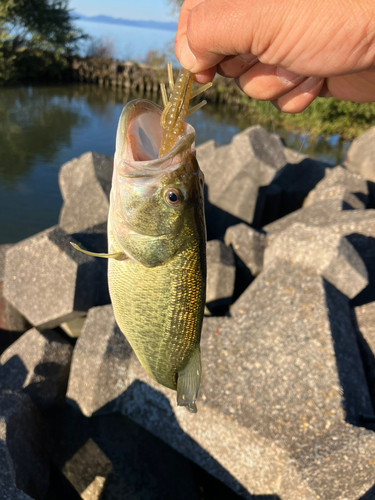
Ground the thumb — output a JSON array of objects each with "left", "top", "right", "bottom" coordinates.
[{"left": 176, "top": 0, "right": 257, "bottom": 73}]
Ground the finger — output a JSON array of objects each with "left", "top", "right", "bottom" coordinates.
[
  {"left": 175, "top": 0, "right": 205, "bottom": 62},
  {"left": 271, "top": 77, "right": 324, "bottom": 113},
  {"left": 194, "top": 54, "right": 258, "bottom": 84},
  {"left": 177, "top": 0, "right": 268, "bottom": 73},
  {"left": 318, "top": 81, "right": 332, "bottom": 98},
  {"left": 193, "top": 67, "right": 217, "bottom": 84},
  {"left": 325, "top": 72, "right": 375, "bottom": 102},
  {"left": 236, "top": 62, "right": 306, "bottom": 101},
  {"left": 216, "top": 54, "right": 258, "bottom": 78}
]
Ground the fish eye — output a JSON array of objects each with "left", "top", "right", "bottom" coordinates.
[{"left": 164, "top": 188, "right": 183, "bottom": 207}]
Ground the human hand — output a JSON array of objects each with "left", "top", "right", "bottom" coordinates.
[{"left": 175, "top": 0, "right": 375, "bottom": 112}]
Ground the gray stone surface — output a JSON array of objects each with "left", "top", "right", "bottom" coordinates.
[
  {"left": 303, "top": 165, "right": 368, "bottom": 209},
  {"left": 62, "top": 438, "right": 112, "bottom": 499},
  {"left": 345, "top": 126, "right": 375, "bottom": 181},
  {"left": 3, "top": 226, "right": 100, "bottom": 329},
  {"left": 205, "top": 240, "right": 236, "bottom": 314},
  {"left": 0, "top": 244, "right": 28, "bottom": 336},
  {"left": 0, "top": 391, "right": 49, "bottom": 499},
  {"left": 60, "top": 316, "right": 86, "bottom": 338},
  {"left": 113, "top": 261, "right": 375, "bottom": 500},
  {"left": 224, "top": 223, "right": 266, "bottom": 276},
  {"left": 0, "top": 328, "right": 73, "bottom": 409},
  {"left": 264, "top": 223, "right": 368, "bottom": 299},
  {"left": 283, "top": 147, "right": 308, "bottom": 164},
  {"left": 67, "top": 305, "right": 132, "bottom": 417},
  {"left": 304, "top": 184, "right": 365, "bottom": 210},
  {"left": 197, "top": 126, "right": 287, "bottom": 226},
  {"left": 59, "top": 152, "right": 113, "bottom": 233},
  {"left": 264, "top": 205, "right": 375, "bottom": 243},
  {"left": 0, "top": 244, "right": 12, "bottom": 282}
]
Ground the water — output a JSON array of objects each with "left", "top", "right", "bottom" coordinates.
[
  {"left": 73, "top": 19, "right": 177, "bottom": 63},
  {"left": 0, "top": 83, "right": 350, "bottom": 245}
]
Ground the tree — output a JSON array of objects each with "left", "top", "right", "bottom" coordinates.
[{"left": 0, "top": 0, "right": 87, "bottom": 84}]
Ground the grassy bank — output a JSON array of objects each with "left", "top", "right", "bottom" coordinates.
[{"left": 239, "top": 96, "right": 375, "bottom": 140}]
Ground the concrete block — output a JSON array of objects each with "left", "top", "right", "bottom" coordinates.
[
  {"left": 0, "top": 244, "right": 28, "bottom": 337},
  {"left": 224, "top": 223, "right": 266, "bottom": 276},
  {"left": 0, "top": 244, "right": 12, "bottom": 282},
  {"left": 345, "top": 126, "right": 375, "bottom": 181},
  {"left": 0, "top": 328, "right": 73, "bottom": 410},
  {"left": 3, "top": 226, "right": 100, "bottom": 329},
  {"left": 62, "top": 438, "right": 112, "bottom": 500},
  {"left": 67, "top": 305, "right": 132, "bottom": 417},
  {"left": 304, "top": 185, "right": 365, "bottom": 210},
  {"left": 113, "top": 262, "right": 375, "bottom": 500},
  {"left": 59, "top": 152, "right": 113, "bottom": 233},
  {"left": 0, "top": 391, "right": 49, "bottom": 499},
  {"left": 264, "top": 205, "right": 375, "bottom": 244},
  {"left": 197, "top": 126, "right": 287, "bottom": 226},
  {"left": 264, "top": 223, "right": 368, "bottom": 298},
  {"left": 60, "top": 316, "right": 86, "bottom": 338},
  {"left": 283, "top": 147, "right": 308, "bottom": 164},
  {"left": 303, "top": 166, "right": 368, "bottom": 209},
  {"left": 205, "top": 240, "right": 236, "bottom": 315},
  {"left": 52, "top": 406, "right": 210, "bottom": 500}
]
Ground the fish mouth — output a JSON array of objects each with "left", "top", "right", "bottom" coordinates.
[{"left": 115, "top": 99, "right": 196, "bottom": 179}]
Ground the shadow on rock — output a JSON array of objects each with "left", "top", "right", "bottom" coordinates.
[
  {"left": 324, "top": 280, "right": 374, "bottom": 427},
  {"left": 0, "top": 354, "right": 28, "bottom": 392},
  {"left": 359, "top": 483, "right": 375, "bottom": 500},
  {"left": 263, "top": 159, "right": 330, "bottom": 224},
  {"left": 351, "top": 309, "right": 375, "bottom": 421},
  {"left": 204, "top": 185, "right": 247, "bottom": 242},
  {"left": 48, "top": 381, "right": 280, "bottom": 500},
  {"left": 348, "top": 235, "right": 375, "bottom": 307}
]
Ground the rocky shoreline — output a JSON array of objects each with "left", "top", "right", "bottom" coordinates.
[
  {"left": 70, "top": 57, "right": 245, "bottom": 108},
  {"left": 1, "top": 126, "right": 375, "bottom": 499}
]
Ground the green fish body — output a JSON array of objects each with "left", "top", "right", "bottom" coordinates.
[{"left": 108, "top": 99, "right": 206, "bottom": 412}]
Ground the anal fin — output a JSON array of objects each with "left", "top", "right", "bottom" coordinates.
[{"left": 177, "top": 347, "right": 201, "bottom": 414}]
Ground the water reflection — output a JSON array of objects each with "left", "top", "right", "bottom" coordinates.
[
  {"left": 0, "top": 87, "right": 86, "bottom": 186},
  {"left": 0, "top": 83, "right": 351, "bottom": 244}
]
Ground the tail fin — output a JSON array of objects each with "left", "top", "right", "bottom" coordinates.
[{"left": 177, "top": 346, "right": 201, "bottom": 414}]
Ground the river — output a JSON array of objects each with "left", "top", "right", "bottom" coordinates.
[{"left": 0, "top": 81, "right": 350, "bottom": 245}]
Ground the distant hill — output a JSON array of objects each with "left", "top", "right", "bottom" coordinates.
[{"left": 73, "top": 14, "right": 177, "bottom": 32}]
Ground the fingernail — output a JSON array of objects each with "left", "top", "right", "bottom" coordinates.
[
  {"left": 238, "top": 54, "right": 258, "bottom": 67},
  {"left": 277, "top": 68, "right": 305, "bottom": 85},
  {"left": 180, "top": 41, "right": 196, "bottom": 71},
  {"left": 298, "top": 76, "right": 323, "bottom": 93}
]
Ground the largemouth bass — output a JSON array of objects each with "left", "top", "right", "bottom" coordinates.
[{"left": 72, "top": 65, "right": 211, "bottom": 412}]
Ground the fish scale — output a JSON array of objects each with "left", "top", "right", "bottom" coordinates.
[{"left": 108, "top": 224, "right": 205, "bottom": 391}]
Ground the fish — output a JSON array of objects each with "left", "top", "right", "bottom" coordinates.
[{"left": 72, "top": 64, "right": 211, "bottom": 412}]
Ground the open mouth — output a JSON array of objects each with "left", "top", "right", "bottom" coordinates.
[{"left": 115, "top": 99, "right": 196, "bottom": 179}]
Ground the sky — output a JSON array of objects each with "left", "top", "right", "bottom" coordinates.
[{"left": 69, "top": 0, "right": 179, "bottom": 22}]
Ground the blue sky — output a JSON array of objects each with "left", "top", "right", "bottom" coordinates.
[{"left": 69, "top": 0, "right": 178, "bottom": 22}]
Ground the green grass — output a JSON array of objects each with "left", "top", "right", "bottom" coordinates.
[{"left": 241, "top": 97, "right": 375, "bottom": 140}]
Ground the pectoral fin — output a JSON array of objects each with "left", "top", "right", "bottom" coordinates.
[
  {"left": 70, "top": 242, "right": 127, "bottom": 261},
  {"left": 177, "top": 346, "right": 201, "bottom": 414}
]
